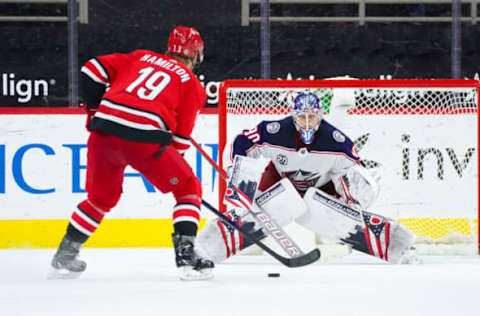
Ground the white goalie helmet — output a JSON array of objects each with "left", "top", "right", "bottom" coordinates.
[{"left": 290, "top": 90, "right": 323, "bottom": 144}]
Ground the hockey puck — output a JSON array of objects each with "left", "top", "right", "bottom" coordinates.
[{"left": 268, "top": 273, "right": 280, "bottom": 278}]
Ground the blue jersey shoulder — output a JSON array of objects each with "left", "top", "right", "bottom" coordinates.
[
  {"left": 230, "top": 117, "right": 295, "bottom": 158},
  {"left": 312, "top": 120, "right": 359, "bottom": 161},
  {"left": 256, "top": 116, "right": 297, "bottom": 148}
]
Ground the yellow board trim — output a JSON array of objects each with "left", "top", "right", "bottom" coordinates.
[
  {"left": 0, "top": 219, "right": 206, "bottom": 249},
  {"left": 1, "top": 218, "right": 477, "bottom": 248}
]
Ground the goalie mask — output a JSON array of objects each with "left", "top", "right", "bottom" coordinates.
[
  {"left": 167, "top": 25, "right": 204, "bottom": 63},
  {"left": 290, "top": 92, "right": 322, "bottom": 144}
]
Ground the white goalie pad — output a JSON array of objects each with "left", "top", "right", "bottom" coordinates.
[
  {"left": 254, "top": 178, "right": 308, "bottom": 226},
  {"left": 296, "top": 188, "right": 360, "bottom": 243},
  {"left": 332, "top": 164, "right": 381, "bottom": 209},
  {"left": 296, "top": 187, "right": 415, "bottom": 263},
  {"left": 196, "top": 178, "right": 307, "bottom": 263}
]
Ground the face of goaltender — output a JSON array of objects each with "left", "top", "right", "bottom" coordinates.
[{"left": 291, "top": 91, "right": 322, "bottom": 144}]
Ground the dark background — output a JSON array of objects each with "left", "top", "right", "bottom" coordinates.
[{"left": 0, "top": 0, "right": 478, "bottom": 106}]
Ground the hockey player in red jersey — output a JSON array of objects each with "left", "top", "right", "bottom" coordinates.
[{"left": 50, "top": 26, "right": 214, "bottom": 281}]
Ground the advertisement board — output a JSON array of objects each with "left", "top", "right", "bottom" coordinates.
[
  {"left": 0, "top": 110, "right": 220, "bottom": 248},
  {"left": 1, "top": 107, "right": 477, "bottom": 248}
]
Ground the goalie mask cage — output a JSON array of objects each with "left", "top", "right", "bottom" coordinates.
[{"left": 218, "top": 79, "right": 479, "bottom": 255}]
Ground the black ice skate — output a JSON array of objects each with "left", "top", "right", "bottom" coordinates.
[
  {"left": 48, "top": 236, "right": 86, "bottom": 279},
  {"left": 172, "top": 232, "right": 214, "bottom": 281}
]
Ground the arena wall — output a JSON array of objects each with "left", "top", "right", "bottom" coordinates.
[{"left": 0, "top": 109, "right": 219, "bottom": 248}]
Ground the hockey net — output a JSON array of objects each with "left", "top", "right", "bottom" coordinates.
[{"left": 218, "top": 79, "right": 479, "bottom": 255}]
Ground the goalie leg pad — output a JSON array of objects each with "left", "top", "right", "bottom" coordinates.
[
  {"left": 297, "top": 188, "right": 415, "bottom": 263},
  {"left": 196, "top": 208, "right": 266, "bottom": 263},
  {"left": 196, "top": 178, "right": 308, "bottom": 263},
  {"left": 296, "top": 188, "right": 362, "bottom": 243},
  {"left": 386, "top": 221, "right": 416, "bottom": 264},
  {"left": 254, "top": 178, "right": 308, "bottom": 226},
  {"left": 253, "top": 178, "right": 309, "bottom": 257}
]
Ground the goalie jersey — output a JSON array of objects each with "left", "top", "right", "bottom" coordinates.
[{"left": 226, "top": 116, "right": 366, "bottom": 205}]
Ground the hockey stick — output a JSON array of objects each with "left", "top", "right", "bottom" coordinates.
[
  {"left": 200, "top": 198, "right": 320, "bottom": 268},
  {"left": 191, "top": 138, "right": 321, "bottom": 267}
]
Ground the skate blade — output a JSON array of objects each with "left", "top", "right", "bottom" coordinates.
[
  {"left": 399, "top": 248, "right": 423, "bottom": 265},
  {"left": 178, "top": 267, "right": 213, "bottom": 281},
  {"left": 47, "top": 268, "right": 83, "bottom": 280},
  {"left": 400, "top": 256, "right": 423, "bottom": 265}
]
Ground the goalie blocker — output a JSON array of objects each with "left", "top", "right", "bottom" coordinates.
[{"left": 197, "top": 169, "right": 416, "bottom": 264}]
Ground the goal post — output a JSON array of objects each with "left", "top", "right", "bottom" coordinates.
[{"left": 218, "top": 79, "right": 480, "bottom": 255}]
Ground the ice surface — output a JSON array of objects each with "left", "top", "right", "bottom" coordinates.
[{"left": 0, "top": 248, "right": 479, "bottom": 316}]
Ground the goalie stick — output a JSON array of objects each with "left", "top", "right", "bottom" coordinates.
[
  {"left": 191, "top": 138, "right": 321, "bottom": 267},
  {"left": 200, "top": 198, "right": 320, "bottom": 268}
]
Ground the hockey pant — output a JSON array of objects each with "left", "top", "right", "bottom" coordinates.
[{"left": 69, "top": 131, "right": 202, "bottom": 240}]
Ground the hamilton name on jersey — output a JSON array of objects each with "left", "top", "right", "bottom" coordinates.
[
  {"left": 232, "top": 116, "right": 360, "bottom": 192},
  {"left": 139, "top": 54, "right": 191, "bottom": 82}
]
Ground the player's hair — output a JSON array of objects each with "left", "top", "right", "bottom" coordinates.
[{"left": 165, "top": 52, "right": 195, "bottom": 67}]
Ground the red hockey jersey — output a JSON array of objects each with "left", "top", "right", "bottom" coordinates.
[{"left": 80, "top": 49, "right": 207, "bottom": 153}]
